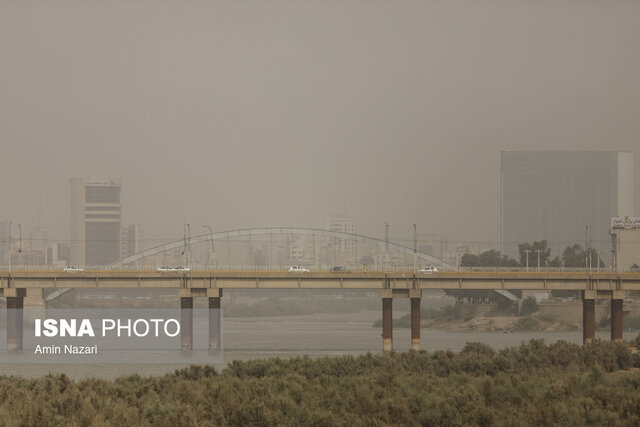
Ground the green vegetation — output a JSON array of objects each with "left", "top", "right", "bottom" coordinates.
[
  {"left": 459, "top": 249, "right": 520, "bottom": 268},
  {"left": 520, "top": 297, "right": 539, "bottom": 316},
  {"left": 0, "top": 340, "right": 639, "bottom": 425},
  {"left": 373, "top": 305, "right": 478, "bottom": 328},
  {"left": 518, "top": 240, "right": 561, "bottom": 267},
  {"left": 513, "top": 316, "right": 541, "bottom": 331}
]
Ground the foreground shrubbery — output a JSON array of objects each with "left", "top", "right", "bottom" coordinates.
[{"left": 0, "top": 339, "right": 639, "bottom": 425}]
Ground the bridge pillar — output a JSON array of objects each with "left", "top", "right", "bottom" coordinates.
[
  {"left": 6, "top": 289, "right": 25, "bottom": 352},
  {"left": 611, "top": 299, "right": 623, "bottom": 342},
  {"left": 208, "top": 289, "right": 222, "bottom": 353},
  {"left": 582, "top": 294, "right": 595, "bottom": 344},
  {"left": 410, "top": 297, "right": 420, "bottom": 351},
  {"left": 382, "top": 297, "right": 392, "bottom": 352},
  {"left": 180, "top": 297, "right": 193, "bottom": 351}
]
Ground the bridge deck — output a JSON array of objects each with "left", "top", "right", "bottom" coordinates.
[{"left": 1, "top": 271, "right": 639, "bottom": 291}]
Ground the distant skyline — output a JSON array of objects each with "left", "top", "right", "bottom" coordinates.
[{"left": 1, "top": 0, "right": 639, "bottom": 247}]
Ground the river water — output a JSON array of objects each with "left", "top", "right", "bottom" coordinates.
[{"left": 0, "top": 310, "right": 636, "bottom": 379}]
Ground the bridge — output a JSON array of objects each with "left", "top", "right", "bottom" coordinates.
[{"left": 2, "top": 269, "right": 638, "bottom": 353}]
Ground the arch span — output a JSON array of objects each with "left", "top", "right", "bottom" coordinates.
[{"left": 113, "top": 227, "right": 456, "bottom": 269}]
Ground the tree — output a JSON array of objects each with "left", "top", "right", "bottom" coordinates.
[
  {"left": 520, "top": 297, "right": 539, "bottom": 316},
  {"left": 448, "top": 250, "right": 520, "bottom": 303},
  {"left": 562, "top": 244, "right": 585, "bottom": 267},
  {"left": 518, "top": 240, "right": 552, "bottom": 268},
  {"left": 562, "top": 244, "right": 605, "bottom": 268},
  {"left": 548, "top": 256, "right": 562, "bottom": 267},
  {"left": 460, "top": 250, "right": 520, "bottom": 268}
]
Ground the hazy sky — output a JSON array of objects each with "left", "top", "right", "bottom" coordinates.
[{"left": 1, "top": 0, "right": 639, "bottom": 246}]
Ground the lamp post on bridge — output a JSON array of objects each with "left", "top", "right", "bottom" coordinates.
[
  {"left": 202, "top": 225, "right": 215, "bottom": 270},
  {"left": 183, "top": 223, "right": 191, "bottom": 266},
  {"left": 413, "top": 224, "right": 417, "bottom": 272},
  {"left": 7, "top": 221, "right": 12, "bottom": 271},
  {"left": 535, "top": 249, "right": 543, "bottom": 270},
  {"left": 524, "top": 249, "right": 531, "bottom": 270}
]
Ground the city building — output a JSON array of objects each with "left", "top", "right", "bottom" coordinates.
[
  {"left": 29, "top": 227, "right": 48, "bottom": 259},
  {"left": 70, "top": 178, "right": 122, "bottom": 266},
  {"left": 120, "top": 224, "right": 144, "bottom": 259},
  {"left": 326, "top": 215, "right": 356, "bottom": 263},
  {"left": 47, "top": 242, "right": 71, "bottom": 267},
  {"left": 610, "top": 217, "right": 640, "bottom": 271},
  {"left": 417, "top": 233, "right": 447, "bottom": 260},
  {"left": 500, "top": 151, "right": 634, "bottom": 263}
]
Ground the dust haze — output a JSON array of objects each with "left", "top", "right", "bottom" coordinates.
[{"left": 1, "top": 0, "right": 639, "bottom": 246}]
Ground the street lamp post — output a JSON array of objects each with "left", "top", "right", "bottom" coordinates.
[
  {"left": 183, "top": 223, "right": 191, "bottom": 266},
  {"left": 524, "top": 249, "right": 531, "bottom": 270},
  {"left": 202, "top": 225, "right": 215, "bottom": 270},
  {"left": 413, "top": 224, "right": 417, "bottom": 272},
  {"left": 7, "top": 221, "right": 12, "bottom": 271},
  {"left": 18, "top": 224, "right": 22, "bottom": 254},
  {"left": 535, "top": 249, "right": 543, "bottom": 270}
]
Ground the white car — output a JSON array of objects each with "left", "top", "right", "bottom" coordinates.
[
  {"left": 288, "top": 266, "right": 310, "bottom": 273},
  {"left": 63, "top": 265, "right": 84, "bottom": 272},
  {"left": 419, "top": 266, "right": 438, "bottom": 273},
  {"left": 157, "top": 265, "right": 191, "bottom": 272}
]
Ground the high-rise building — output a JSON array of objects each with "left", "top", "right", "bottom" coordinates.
[
  {"left": 70, "top": 178, "right": 122, "bottom": 266},
  {"left": 500, "top": 151, "right": 634, "bottom": 263},
  {"left": 120, "top": 224, "right": 144, "bottom": 259}
]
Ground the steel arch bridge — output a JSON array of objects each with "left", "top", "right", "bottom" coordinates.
[{"left": 113, "top": 227, "right": 456, "bottom": 270}]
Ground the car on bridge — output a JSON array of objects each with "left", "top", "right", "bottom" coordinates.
[
  {"left": 419, "top": 266, "right": 438, "bottom": 273},
  {"left": 288, "top": 266, "right": 310, "bottom": 273},
  {"left": 156, "top": 265, "right": 191, "bottom": 272},
  {"left": 63, "top": 265, "right": 84, "bottom": 272},
  {"left": 331, "top": 266, "right": 346, "bottom": 272}
]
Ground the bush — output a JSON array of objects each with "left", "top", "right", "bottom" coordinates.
[
  {"left": 520, "top": 297, "right": 539, "bottom": 316},
  {"left": 513, "top": 316, "right": 541, "bottom": 331},
  {"left": 0, "top": 341, "right": 638, "bottom": 425}
]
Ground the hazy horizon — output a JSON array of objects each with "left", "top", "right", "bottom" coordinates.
[{"left": 2, "top": 0, "right": 639, "bottom": 248}]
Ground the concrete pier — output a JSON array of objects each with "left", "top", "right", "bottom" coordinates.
[
  {"left": 180, "top": 297, "right": 193, "bottom": 351},
  {"left": 382, "top": 298, "right": 392, "bottom": 352},
  {"left": 611, "top": 299, "right": 623, "bottom": 342},
  {"left": 582, "top": 297, "right": 595, "bottom": 344},
  {"left": 209, "top": 296, "right": 221, "bottom": 352},
  {"left": 410, "top": 297, "right": 420, "bottom": 351},
  {"left": 6, "top": 296, "right": 24, "bottom": 351}
]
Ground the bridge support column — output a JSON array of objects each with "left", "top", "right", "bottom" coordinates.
[
  {"left": 382, "top": 297, "right": 392, "bottom": 352},
  {"left": 410, "top": 289, "right": 421, "bottom": 351},
  {"left": 6, "top": 289, "right": 25, "bottom": 352},
  {"left": 611, "top": 299, "right": 623, "bottom": 342},
  {"left": 208, "top": 289, "right": 222, "bottom": 353},
  {"left": 180, "top": 297, "right": 193, "bottom": 351},
  {"left": 410, "top": 298, "right": 420, "bottom": 351},
  {"left": 582, "top": 295, "right": 595, "bottom": 344}
]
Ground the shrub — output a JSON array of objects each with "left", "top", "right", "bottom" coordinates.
[{"left": 520, "top": 297, "right": 539, "bottom": 316}]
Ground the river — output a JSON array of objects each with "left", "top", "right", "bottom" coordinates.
[{"left": 0, "top": 310, "right": 636, "bottom": 379}]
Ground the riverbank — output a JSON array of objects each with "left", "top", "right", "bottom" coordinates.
[
  {"left": 381, "top": 300, "right": 640, "bottom": 332},
  {"left": 0, "top": 339, "right": 638, "bottom": 425}
]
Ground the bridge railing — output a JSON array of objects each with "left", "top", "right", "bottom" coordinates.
[{"left": 2, "top": 265, "right": 639, "bottom": 273}]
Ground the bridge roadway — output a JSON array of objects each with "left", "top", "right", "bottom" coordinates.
[
  {"left": 1, "top": 270, "right": 638, "bottom": 353},
  {"left": 1, "top": 270, "right": 639, "bottom": 291}
]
